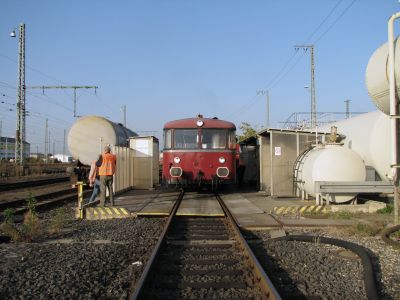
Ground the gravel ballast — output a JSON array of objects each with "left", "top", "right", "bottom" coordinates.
[
  {"left": 1, "top": 206, "right": 399, "bottom": 299},
  {"left": 250, "top": 228, "right": 399, "bottom": 300},
  {"left": 0, "top": 207, "right": 165, "bottom": 299}
]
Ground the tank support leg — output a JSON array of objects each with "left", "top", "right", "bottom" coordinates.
[{"left": 316, "top": 193, "right": 321, "bottom": 205}]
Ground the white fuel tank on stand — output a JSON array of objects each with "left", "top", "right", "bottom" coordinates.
[{"left": 295, "top": 144, "right": 366, "bottom": 203}]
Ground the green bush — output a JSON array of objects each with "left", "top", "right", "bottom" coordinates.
[{"left": 377, "top": 204, "right": 394, "bottom": 214}]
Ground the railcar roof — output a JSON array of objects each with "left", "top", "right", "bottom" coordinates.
[{"left": 164, "top": 118, "right": 236, "bottom": 130}]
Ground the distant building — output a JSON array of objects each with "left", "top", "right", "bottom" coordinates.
[
  {"left": 30, "top": 153, "right": 45, "bottom": 160},
  {"left": 0, "top": 137, "right": 30, "bottom": 160},
  {"left": 52, "top": 154, "right": 73, "bottom": 163}
]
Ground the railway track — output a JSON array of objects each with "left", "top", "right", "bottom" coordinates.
[
  {"left": 0, "top": 175, "right": 69, "bottom": 192},
  {"left": 132, "top": 191, "right": 280, "bottom": 300},
  {"left": 0, "top": 176, "right": 91, "bottom": 222}
]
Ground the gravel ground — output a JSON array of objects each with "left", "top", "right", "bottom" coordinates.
[
  {"left": 1, "top": 205, "right": 398, "bottom": 299},
  {"left": 0, "top": 206, "right": 165, "bottom": 299},
  {"left": 250, "top": 228, "right": 399, "bottom": 300}
]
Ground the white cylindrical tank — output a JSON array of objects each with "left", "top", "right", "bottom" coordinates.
[
  {"left": 68, "top": 115, "right": 137, "bottom": 165},
  {"left": 365, "top": 37, "right": 400, "bottom": 115},
  {"left": 318, "top": 111, "right": 390, "bottom": 181},
  {"left": 296, "top": 144, "right": 366, "bottom": 203}
]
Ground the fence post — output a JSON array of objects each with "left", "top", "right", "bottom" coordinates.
[{"left": 73, "top": 181, "right": 85, "bottom": 219}]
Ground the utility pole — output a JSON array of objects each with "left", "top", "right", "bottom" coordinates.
[
  {"left": 295, "top": 45, "right": 316, "bottom": 127},
  {"left": 256, "top": 90, "right": 270, "bottom": 129},
  {"left": 45, "top": 118, "right": 48, "bottom": 163},
  {"left": 63, "top": 129, "right": 66, "bottom": 159},
  {"left": 345, "top": 99, "right": 351, "bottom": 119},
  {"left": 11, "top": 23, "right": 26, "bottom": 165},
  {"left": 122, "top": 105, "right": 126, "bottom": 127},
  {"left": 26, "top": 85, "right": 98, "bottom": 117},
  {"left": 48, "top": 131, "right": 51, "bottom": 156},
  {"left": 0, "top": 120, "right": 2, "bottom": 160}
]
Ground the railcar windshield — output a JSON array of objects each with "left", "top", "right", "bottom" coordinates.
[
  {"left": 173, "top": 129, "right": 198, "bottom": 149},
  {"left": 202, "top": 129, "right": 235, "bottom": 149},
  {"left": 164, "top": 128, "right": 236, "bottom": 149}
]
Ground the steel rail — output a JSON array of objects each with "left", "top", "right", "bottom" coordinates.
[
  {"left": 216, "top": 193, "right": 282, "bottom": 300},
  {"left": 130, "top": 189, "right": 184, "bottom": 300}
]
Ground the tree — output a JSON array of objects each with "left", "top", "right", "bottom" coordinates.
[{"left": 238, "top": 122, "right": 257, "bottom": 142}]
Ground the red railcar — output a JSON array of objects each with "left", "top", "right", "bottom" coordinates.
[{"left": 162, "top": 115, "right": 237, "bottom": 189}]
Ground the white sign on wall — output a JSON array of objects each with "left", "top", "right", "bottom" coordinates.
[{"left": 274, "top": 146, "right": 281, "bottom": 156}]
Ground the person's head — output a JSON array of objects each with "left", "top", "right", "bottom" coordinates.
[{"left": 104, "top": 145, "right": 111, "bottom": 153}]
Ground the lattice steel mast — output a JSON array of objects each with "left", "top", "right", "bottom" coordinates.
[{"left": 295, "top": 45, "right": 316, "bottom": 128}]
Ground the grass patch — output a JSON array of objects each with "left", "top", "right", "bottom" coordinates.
[
  {"left": 0, "top": 193, "right": 42, "bottom": 242},
  {"left": 19, "top": 193, "right": 41, "bottom": 241},
  {"left": 0, "top": 208, "right": 21, "bottom": 242},
  {"left": 346, "top": 221, "right": 385, "bottom": 237},
  {"left": 377, "top": 204, "right": 394, "bottom": 214},
  {"left": 48, "top": 207, "right": 68, "bottom": 234},
  {"left": 327, "top": 211, "right": 355, "bottom": 220}
]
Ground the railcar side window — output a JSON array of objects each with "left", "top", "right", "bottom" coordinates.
[
  {"left": 164, "top": 129, "right": 172, "bottom": 149},
  {"left": 174, "top": 129, "right": 198, "bottom": 149},
  {"left": 202, "top": 129, "right": 227, "bottom": 149}
]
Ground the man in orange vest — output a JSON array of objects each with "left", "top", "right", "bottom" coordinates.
[{"left": 98, "top": 145, "right": 117, "bottom": 206}]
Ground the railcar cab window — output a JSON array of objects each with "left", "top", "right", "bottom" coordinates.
[
  {"left": 173, "top": 129, "right": 198, "bottom": 149},
  {"left": 201, "top": 129, "right": 228, "bottom": 149}
]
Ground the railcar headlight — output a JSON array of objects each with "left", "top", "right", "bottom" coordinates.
[
  {"left": 174, "top": 157, "right": 181, "bottom": 164},
  {"left": 219, "top": 157, "right": 226, "bottom": 164}
]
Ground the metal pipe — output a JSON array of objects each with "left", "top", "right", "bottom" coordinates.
[{"left": 388, "top": 12, "right": 400, "bottom": 224}]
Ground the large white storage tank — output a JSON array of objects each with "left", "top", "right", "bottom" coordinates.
[
  {"left": 318, "top": 111, "right": 391, "bottom": 181},
  {"left": 295, "top": 144, "right": 366, "bottom": 203},
  {"left": 68, "top": 115, "right": 138, "bottom": 165},
  {"left": 366, "top": 37, "right": 400, "bottom": 115}
]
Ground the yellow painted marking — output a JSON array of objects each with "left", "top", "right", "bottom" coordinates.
[
  {"left": 99, "top": 208, "right": 106, "bottom": 216},
  {"left": 105, "top": 208, "right": 113, "bottom": 215},
  {"left": 300, "top": 206, "right": 308, "bottom": 213},
  {"left": 137, "top": 212, "right": 170, "bottom": 216},
  {"left": 112, "top": 207, "right": 120, "bottom": 215},
  {"left": 272, "top": 205, "right": 329, "bottom": 215},
  {"left": 120, "top": 208, "right": 129, "bottom": 215},
  {"left": 93, "top": 208, "right": 99, "bottom": 216}
]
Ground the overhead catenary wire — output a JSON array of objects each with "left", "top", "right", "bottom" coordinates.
[{"left": 228, "top": 0, "right": 358, "bottom": 121}]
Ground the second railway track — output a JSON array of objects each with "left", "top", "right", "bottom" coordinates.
[
  {"left": 132, "top": 191, "right": 280, "bottom": 300},
  {"left": 0, "top": 175, "right": 69, "bottom": 192},
  {"left": 0, "top": 177, "right": 90, "bottom": 221}
]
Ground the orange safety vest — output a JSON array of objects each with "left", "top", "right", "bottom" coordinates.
[{"left": 98, "top": 153, "right": 116, "bottom": 176}]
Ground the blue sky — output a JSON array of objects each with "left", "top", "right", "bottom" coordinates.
[{"left": 0, "top": 0, "right": 398, "bottom": 154}]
